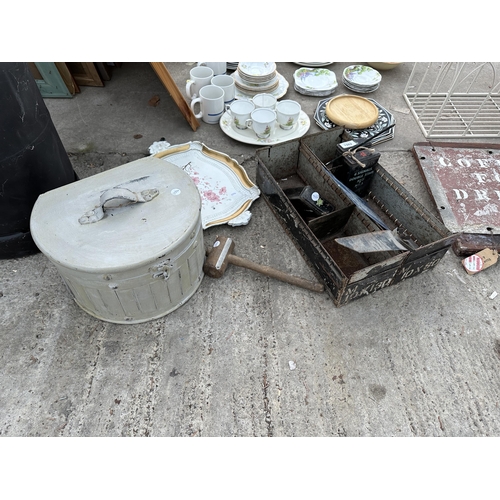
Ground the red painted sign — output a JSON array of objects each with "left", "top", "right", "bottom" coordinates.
[{"left": 413, "top": 143, "right": 500, "bottom": 234}]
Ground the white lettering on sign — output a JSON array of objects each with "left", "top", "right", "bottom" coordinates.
[
  {"left": 438, "top": 155, "right": 500, "bottom": 169},
  {"left": 474, "top": 204, "right": 499, "bottom": 217},
  {"left": 445, "top": 163, "right": 500, "bottom": 202},
  {"left": 473, "top": 189, "right": 490, "bottom": 202},
  {"left": 420, "top": 147, "right": 500, "bottom": 231},
  {"left": 473, "top": 172, "right": 488, "bottom": 184},
  {"left": 453, "top": 189, "right": 469, "bottom": 200}
]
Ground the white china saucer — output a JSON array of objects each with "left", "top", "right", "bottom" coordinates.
[
  {"left": 220, "top": 110, "right": 310, "bottom": 146},
  {"left": 238, "top": 62, "right": 276, "bottom": 78},
  {"left": 234, "top": 73, "right": 289, "bottom": 99},
  {"left": 234, "top": 71, "right": 280, "bottom": 92}
]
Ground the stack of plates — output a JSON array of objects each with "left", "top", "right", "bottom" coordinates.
[
  {"left": 294, "top": 62, "right": 334, "bottom": 67},
  {"left": 314, "top": 97, "right": 395, "bottom": 145},
  {"left": 342, "top": 65, "right": 382, "bottom": 93},
  {"left": 293, "top": 67, "right": 338, "bottom": 97},
  {"left": 234, "top": 62, "right": 280, "bottom": 95}
]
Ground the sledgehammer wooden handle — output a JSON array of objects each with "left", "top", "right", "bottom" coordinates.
[
  {"left": 227, "top": 254, "right": 324, "bottom": 293},
  {"left": 204, "top": 235, "right": 324, "bottom": 293}
]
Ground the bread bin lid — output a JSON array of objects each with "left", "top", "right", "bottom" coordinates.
[{"left": 30, "top": 156, "right": 201, "bottom": 272}]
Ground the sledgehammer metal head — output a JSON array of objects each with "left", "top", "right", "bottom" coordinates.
[{"left": 204, "top": 235, "right": 235, "bottom": 278}]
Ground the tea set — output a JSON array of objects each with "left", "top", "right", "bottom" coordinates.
[
  {"left": 186, "top": 62, "right": 303, "bottom": 141},
  {"left": 184, "top": 62, "right": 392, "bottom": 145}
]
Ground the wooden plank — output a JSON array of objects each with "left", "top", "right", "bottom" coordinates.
[
  {"left": 94, "top": 62, "right": 112, "bottom": 81},
  {"left": 55, "top": 62, "right": 79, "bottom": 94},
  {"left": 66, "top": 62, "right": 104, "bottom": 87},
  {"left": 150, "top": 62, "right": 200, "bottom": 132},
  {"left": 28, "top": 62, "right": 42, "bottom": 79}
]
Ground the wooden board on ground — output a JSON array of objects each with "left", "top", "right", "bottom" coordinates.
[{"left": 150, "top": 62, "right": 200, "bottom": 132}]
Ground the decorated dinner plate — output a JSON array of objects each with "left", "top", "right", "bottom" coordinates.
[
  {"left": 343, "top": 65, "right": 382, "bottom": 87},
  {"left": 294, "top": 62, "right": 334, "bottom": 67},
  {"left": 293, "top": 67, "right": 337, "bottom": 91},
  {"left": 342, "top": 79, "right": 380, "bottom": 94},
  {"left": 220, "top": 110, "right": 310, "bottom": 146},
  {"left": 293, "top": 83, "right": 337, "bottom": 97},
  {"left": 155, "top": 141, "right": 260, "bottom": 228}
]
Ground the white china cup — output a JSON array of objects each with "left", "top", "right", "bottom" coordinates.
[
  {"left": 190, "top": 85, "right": 225, "bottom": 125},
  {"left": 186, "top": 66, "right": 214, "bottom": 100},
  {"left": 245, "top": 108, "right": 276, "bottom": 139},
  {"left": 211, "top": 74, "right": 236, "bottom": 106},
  {"left": 276, "top": 100, "right": 301, "bottom": 130},
  {"left": 226, "top": 99, "right": 255, "bottom": 129},
  {"left": 252, "top": 93, "right": 277, "bottom": 110},
  {"left": 197, "top": 62, "right": 227, "bottom": 76}
]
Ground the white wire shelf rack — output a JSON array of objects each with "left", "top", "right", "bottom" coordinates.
[{"left": 403, "top": 62, "right": 500, "bottom": 139}]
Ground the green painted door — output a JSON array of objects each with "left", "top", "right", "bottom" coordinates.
[{"left": 30, "top": 62, "right": 72, "bottom": 98}]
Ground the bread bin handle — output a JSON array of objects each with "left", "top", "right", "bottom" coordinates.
[{"left": 79, "top": 187, "right": 159, "bottom": 225}]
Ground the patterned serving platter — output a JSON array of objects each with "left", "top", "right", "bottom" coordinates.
[{"left": 220, "top": 110, "right": 310, "bottom": 146}]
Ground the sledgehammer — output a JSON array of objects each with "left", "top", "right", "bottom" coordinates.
[{"left": 204, "top": 235, "right": 324, "bottom": 293}]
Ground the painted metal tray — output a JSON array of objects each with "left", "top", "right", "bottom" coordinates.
[{"left": 155, "top": 141, "right": 260, "bottom": 228}]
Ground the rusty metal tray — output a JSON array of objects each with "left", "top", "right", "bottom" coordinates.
[{"left": 256, "top": 129, "right": 457, "bottom": 306}]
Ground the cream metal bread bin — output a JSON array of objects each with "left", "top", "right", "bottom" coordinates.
[{"left": 30, "top": 156, "right": 204, "bottom": 324}]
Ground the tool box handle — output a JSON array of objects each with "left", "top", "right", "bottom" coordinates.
[{"left": 78, "top": 187, "right": 159, "bottom": 224}]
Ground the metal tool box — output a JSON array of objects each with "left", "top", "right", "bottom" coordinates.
[
  {"left": 256, "top": 128, "right": 458, "bottom": 306},
  {"left": 30, "top": 156, "right": 204, "bottom": 324}
]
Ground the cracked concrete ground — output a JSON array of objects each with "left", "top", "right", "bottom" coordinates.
[{"left": 1, "top": 62, "right": 500, "bottom": 438}]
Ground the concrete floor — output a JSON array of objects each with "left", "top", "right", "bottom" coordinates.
[{"left": 2, "top": 62, "right": 500, "bottom": 439}]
